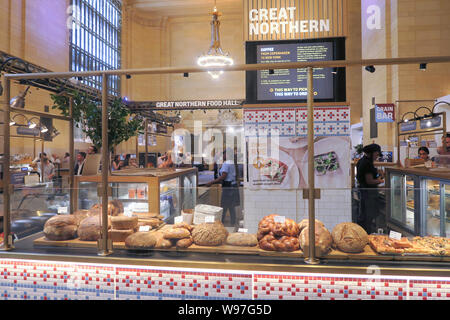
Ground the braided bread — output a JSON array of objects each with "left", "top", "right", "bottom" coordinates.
[
  {"left": 257, "top": 215, "right": 301, "bottom": 252},
  {"left": 259, "top": 234, "right": 300, "bottom": 252}
]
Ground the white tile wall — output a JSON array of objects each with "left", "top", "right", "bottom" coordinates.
[{"left": 243, "top": 189, "right": 352, "bottom": 234}]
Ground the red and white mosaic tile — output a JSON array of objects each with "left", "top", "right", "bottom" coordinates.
[{"left": 0, "top": 259, "right": 448, "bottom": 300}]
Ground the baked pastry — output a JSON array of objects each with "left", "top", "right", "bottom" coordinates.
[
  {"left": 78, "top": 215, "right": 110, "bottom": 241},
  {"left": 176, "top": 237, "right": 193, "bottom": 248},
  {"left": 226, "top": 233, "right": 258, "bottom": 247},
  {"left": 163, "top": 227, "right": 191, "bottom": 240},
  {"left": 298, "top": 219, "right": 325, "bottom": 233},
  {"left": 368, "top": 235, "right": 406, "bottom": 254},
  {"left": 110, "top": 216, "right": 138, "bottom": 230},
  {"left": 43, "top": 215, "right": 78, "bottom": 241},
  {"left": 108, "top": 229, "right": 134, "bottom": 242},
  {"left": 191, "top": 222, "right": 228, "bottom": 246},
  {"left": 258, "top": 214, "right": 300, "bottom": 237},
  {"left": 258, "top": 234, "right": 300, "bottom": 252},
  {"left": 299, "top": 224, "right": 332, "bottom": 257},
  {"left": 331, "top": 222, "right": 368, "bottom": 253},
  {"left": 124, "top": 232, "right": 157, "bottom": 249}
]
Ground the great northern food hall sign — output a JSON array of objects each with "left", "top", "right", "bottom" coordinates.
[{"left": 245, "top": 0, "right": 347, "bottom": 41}]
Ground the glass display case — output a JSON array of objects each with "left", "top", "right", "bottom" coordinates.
[
  {"left": 386, "top": 167, "right": 450, "bottom": 237},
  {"left": 74, "top": 168, "right": 198, "bottom": 223}
]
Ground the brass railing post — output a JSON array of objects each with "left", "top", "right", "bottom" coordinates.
[
  {"left": 1, "top": 75, "right": 13, "bottom": 250},
  {"left": 98, "top": 73, "right": 112, "bottom": 256},
  {"left": 69, "top": 97, "right": 75, "bottom": 213},
  {"left": 305, "top": 67, "right": 319, "bottom": 265}
]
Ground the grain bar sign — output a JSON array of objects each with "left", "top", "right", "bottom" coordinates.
[
  {"left": 245, "top": 0, "right": 347, "bottom": 41},
  {"left": 375, "top": 104, "right": 395, "bottom": 122}
]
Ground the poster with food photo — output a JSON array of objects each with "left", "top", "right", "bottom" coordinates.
[{"left": 244, "top": 106, "right": 351, "bottom": 190}]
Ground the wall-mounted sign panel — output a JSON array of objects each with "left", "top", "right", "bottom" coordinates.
[{"left": 244, "top": 0, "right": 347, "bottom": 41}]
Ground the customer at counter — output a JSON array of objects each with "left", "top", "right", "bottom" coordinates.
[
  {"left": 205, "top": 148, "right": 240, "bottom": 228},
  {"left": 158, "top": 151, "right": 174, "bottom": 169},
  {"left": 356, "top": 143, "right": 385, "bottom": 234},
  {"left": 111, "top": 155, "right": 121, "bottom": 171}
]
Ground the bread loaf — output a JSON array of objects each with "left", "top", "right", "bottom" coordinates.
[
  {"left": 191, "top": 222, "right": 228, "bottom": 246},
  {"left": 91, "top": 200, "right": 124, "bottom": 216},
  {"left": 108, "top": 229, "right": 134, "bottom": 242},
  {"left": 226, "top": 233, "right": 258, "bottom": 247},
  {"left": 78, "top": 215, "right": 110, "bottom": 241},
  {"left": 331, "top": 222, "right": 368, "bottom": 253},
  {"left": 163, "top": 227, "right": 191, "bottom": 240},
  {"left": 110, "top": 216, "right": 138, "bottom": 230},
  {"left": 176, "top": 237, "right": 193, "bottom": 248},
  {"left": 299, "top": 224, "right": 332, "bottom": 257},
  {"left": 153, "top": 231, "right": 173, "bottom": 249},
  {"left": 124, "top": 232, "right": 157, "bottom": 249},
  {"left": 43, "top": 215, "right": 78, "bottom": 241},
  {"left": 138, "top": 218, "right": 163, "bottom": 228},
  {"left": 173, "top": 222, "right": 194, "bottom": 232},
  {"left": 298, "top": 219, "right": 325, "bottom": 233}
]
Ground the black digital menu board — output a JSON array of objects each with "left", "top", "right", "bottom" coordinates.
[{"left": 246, "top": 38, "right": 346, "bottom": 104}]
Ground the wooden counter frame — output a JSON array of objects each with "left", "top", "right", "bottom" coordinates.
[
  {"left": 3, "top": 55, "right": 450, "bottom": 259},
  {"left": 73, "top": 168, "right": 198, "bottom": 214}
]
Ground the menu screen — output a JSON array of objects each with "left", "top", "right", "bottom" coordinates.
[{"left": 256, "top": 42, "right": 334, "bottom": 100}]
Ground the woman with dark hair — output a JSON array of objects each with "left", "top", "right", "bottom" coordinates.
[
  {"left": 418, "top": 146, "right": 430, "bottom": 161},
  {"left": 111, "top": 155, "right": 121, "bottom": 171},
  {"left": 356, "top": 143, "right": 385, "bottom": 234}
]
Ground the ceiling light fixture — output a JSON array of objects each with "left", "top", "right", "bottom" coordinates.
[
  {"left": 10, "top": 86, "right": 30, "bottom": 109},
  {"left": 40, "top": 126, "right": 48, "bottom": 133},
  {"left": 197, "top": 1, "right": 233, "bottom": 79}
]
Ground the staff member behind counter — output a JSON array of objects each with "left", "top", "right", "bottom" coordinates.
[
  {"left": 206, "top": 148, "right": 240, "bottom": 228},
  {"left": 356, "top": 144, "right": 385, "bottom": 234}
]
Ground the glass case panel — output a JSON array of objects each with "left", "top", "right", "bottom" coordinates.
[
  {"left": 160, "top": 177, "right": 180, "bottom": 220},
  {"left": 390, "top": 174, "right": 404, "bottom": 223},
  {"left": 405, "top": 176, "right": 415, "bottom": 230},
  {"left": 181, "top": 172, "right": 197, "bottom": 211},
  {"left": 445, "top": 183, "right": 450, "bottom": 237},
  {"left": 111, "top": 182, "right": 148, "bottom": 213},
  {"left": 424, "top": 179, "right": 441, "bottom": 236},
  {"left": 78, "top": 182, "right": 100, "bottom": 209}
]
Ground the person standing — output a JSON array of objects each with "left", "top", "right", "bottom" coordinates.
[
  {"left": 74, "top": 152, "right": 87, "bottom": 176},
  {"left": 356, "top": 144, "right": 384, "bottom": 234},
  {"left": 39, "top": 156, "right": 55, "bottom": 182},
  {"left": 111, "top": 155, "right": 121, "bottom": 171},
  {"left": 206, "top": 148, "right": 240, "bottom": 228},
  {"left": 87, "top": 145, "right": 98, "bottom": 155}
]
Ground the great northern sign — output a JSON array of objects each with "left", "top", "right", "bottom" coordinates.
[{"left": 375, "top": 104, "right": 395, "bottom": 123}]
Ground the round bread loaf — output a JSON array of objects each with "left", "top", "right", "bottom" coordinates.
[
  {"left": 78, "top": 215, "right": 110, "bottom": 241},
  {"left": 108, "top": 229, "right": 134, "bottom": 242},
  {"left": 226, "top": 233, "right": 258, "bottom": 247},
  {"left": 43, "top": 215, "right": 78, "bottom": 241},
  {"left": 173, "top": 222, "right": 193, "bottom": 232},
  {"left": 299, "top": 224, "right": 332, "bottom": 257},
  {"left": 298, "top": 219, "right": 325, "bottom": 233},
  {"left": 331, "top": 222, "right": 368, "bottom": 253},
  {"left": 163, "top": 227, "right": 191, "bottom": 240},
  {"left": 125, "top": 232, "right": 157, "bottom": 249},
  {"left": 191, "top": 222, "right": 228, "bottom": 246},
  {"left": 176, "top": 237, "right": 193, "bottom": 248},
  {"left": 111, "top": 216, "right": 138, "bottom": 230},
  {"left": 91, "top": 200, "right": 124, "bottom": 216}
]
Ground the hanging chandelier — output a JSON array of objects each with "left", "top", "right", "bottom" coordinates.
[{"left": 197, "top": 3, "right": 233, "bottom": 79}]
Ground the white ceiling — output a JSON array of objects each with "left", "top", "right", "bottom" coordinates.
[{"left": 125, "top": 0, "right": 242, "bottom": 16}]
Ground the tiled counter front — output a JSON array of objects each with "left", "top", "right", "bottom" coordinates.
[{"left": 0, "top": 259, "right": 449, "bottom": 300}]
